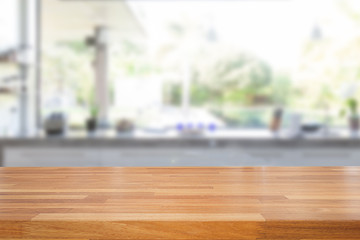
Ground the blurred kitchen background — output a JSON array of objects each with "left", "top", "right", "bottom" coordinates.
[{"left": 1, "top": 0, "right": 360, "bottom": 138}]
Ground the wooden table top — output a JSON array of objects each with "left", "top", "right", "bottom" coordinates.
[{"left": 1, "top": 166, "right": 360, "bottom": 239}]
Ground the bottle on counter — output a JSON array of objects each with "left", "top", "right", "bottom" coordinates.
[{"left": 269, "top": 107, "right": 283, "bottom": 134}]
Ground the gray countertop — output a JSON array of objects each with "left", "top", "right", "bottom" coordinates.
[
  {"left": 1, "top": 129, "right": 360, "bottom": 167},
  {"left": 1, "top": 129, "right": 360, "bottom": 148}
]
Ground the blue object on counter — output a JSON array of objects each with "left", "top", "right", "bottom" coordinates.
[
  {"left": 176, "top": 123, "right": 184, "bottom": 131},
  {"left": 208, "top": 123, "right": 216, "bottom": 131},
  {"left": 176, "top": 122, "right": 215, "bottom": 131}
]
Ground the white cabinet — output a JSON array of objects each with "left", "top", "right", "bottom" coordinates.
[
  {"left": 244, "top": 148, "right": 358, "bottom": 166},
  {"left": 101, "top": 149, "right": 181, "bottom": 167},
  {"left": 101, "top": 148, "right": 271, "bottom": 167},
  {"left": 101, "top": 149, "right": 237, "bottom": 166},
  {"left": 3, "top": 146, "right": 360, "bottom": 167},
  {"left": 4, "top": 147, "right": 101, "bottom": 167},
  {"left": 291, "top": 148, "right": 358, "bottom": 166}
]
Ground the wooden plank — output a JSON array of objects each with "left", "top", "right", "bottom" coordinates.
[{"left": 0, "top": 167, "right": 359, "bottom": 239}]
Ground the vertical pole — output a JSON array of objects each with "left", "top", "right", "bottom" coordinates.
[
  {"left": 35, "top": 0, "right": 42, "bottom": 134},
  {"left": 182, "top": 62, "right": 190, "bottom": 119},
  {"left": 94, "top": 26, "right": 109, "bottom": 127},
  {"left": 0, "top": 145, "right": 3, "bottom": 167},
  {"left": 19, "top": 0, "right": 28, "bottom": 136}
]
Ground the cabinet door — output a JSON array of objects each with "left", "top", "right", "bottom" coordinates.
[
  {"left": 183, "top": 149, "right": 266, "bottom": 166},
  {"left": 101, "top": 148, "right": 257, "bottom": 167},
  {"left": 5, "top": 146, "right": 359, "bottom": 167},
  {"left": 296, "top": 148, "right": 356, "bottom": 166},
  {"left": 101, "top": 148, "right": 222, "bottom": 166},
  {"left": 101, "top": 149, "right": 181, "bottom": 167},
  {"left": 256, "top": 148, "right": 358, "bottom": 166},
  {"left": 4, "top": 147, "right": 101, "bottom": 167}
]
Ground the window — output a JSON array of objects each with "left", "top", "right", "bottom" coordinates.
[
  {"left": 41, "top": 0, "right": 360, "bottom": 131},
  {"left": 0, "top": 1, "right": 19, "bottom": 135}
]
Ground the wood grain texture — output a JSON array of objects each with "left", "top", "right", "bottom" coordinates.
[{"left": 0, "top": 167, "right": 360, "bottom": 239}]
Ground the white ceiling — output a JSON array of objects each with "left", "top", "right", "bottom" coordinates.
[{"left": 42, "top": 0, "right": 145, "bottom": 45}]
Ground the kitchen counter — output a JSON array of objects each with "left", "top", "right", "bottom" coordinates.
[
  {"left": 1, "top": 129, "right": 360, "bottom": 167},
  {"left": 0, "top": 167, "right": 359, "bottom": 239},
  {"left": 1, "top": 128, "right": 360, "bottom": 147}
]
